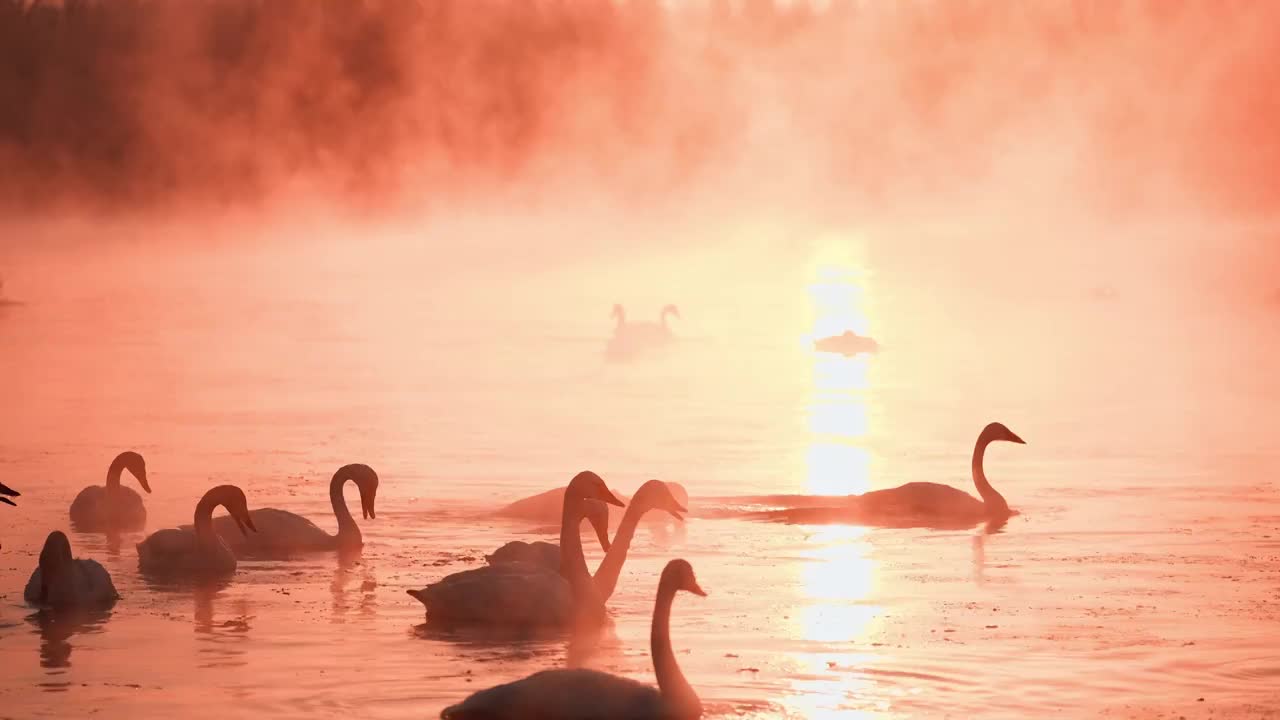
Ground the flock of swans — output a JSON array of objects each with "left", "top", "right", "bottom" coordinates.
[{"left": 1, "top": 418, "right": 1025, "bottom": 719}]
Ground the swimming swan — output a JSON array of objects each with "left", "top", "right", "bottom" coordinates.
[
  {"left": 24, "top": 531, "right": 118, "bottom": 609},
  {"left": 440, "top": 558, "right": 706, "bottom": 720},
  {"left": 69, "top": 451, "right": 150, "bottom": 532},
  {"left": 488, "top": 480, "right": 687, "bottom": 602},
  {"left": 137, "top": 485, "right": 257, "bottom": 576},
  {"left": 607, "top": 304, "right": 680, "bottom": 358},
  {"left": 749, "top": 422, "right": 1025, "bottom": 528},
  {"left": 486, "top": 498, "right": 612, "bottom": 568},
  {"left": 200, "top": 464, "right": 378, "bottom": 556},
  {"left": 407, "top": 471, "right": 624, "bottom": 629}
]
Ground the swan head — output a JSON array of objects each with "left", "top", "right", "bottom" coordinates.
[
  {"left": 984, "top": 422, "right": 1025, "bottom": 445},
  {"left": 211, "top": 485, "right": 258, "bottom": 536},
  {"left": 341, "top": 464, "right": 380, "bottom": 520},
  {"left": 662, "top": 304, "right": 681, "bottom": 320},
  {"left": 582, "top": 499, "right": 612, "bottom": 552},
  {"left": 39, "top": 531, "right": 74, "bottom": 572},
  {"left": 116, "top": 451, "right": 150, "bottom": 493},
  {"left": 666, "top": 481, "right": 689, "bottom": 508},
  {"left": 566, "top": 470, "right": 625, "bottom": 508},
  {"left": 662, "top": 558, "right": 706, "bottom": 597},
  {"left": 0, "top": 481, "right": 18, "bottom": 506},
  {"left": 632, "top": 479, "right": 687, "bottom": 520},
  {"left": 611, "top": 304, "right": 625, "bottom": 320}
]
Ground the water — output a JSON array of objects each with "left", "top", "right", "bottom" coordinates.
[{"left": 1, "top": 230, "right": 1278, "bottom": 718}]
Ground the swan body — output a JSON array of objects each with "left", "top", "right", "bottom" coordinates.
[
  {"left": 814, "top": 330, "right": 878, "bottom": 356},
  {"left": 486, "top": 499, "right": 613, "bottom": 568},
  {"left": 200, "top": 464, "right": 378, "bottom": 556},
  {"left": 748, "top": 422, "right": 1024, "bottom": 528},
  {"left": 137, "top": 485, "right": 257, "bottom": 576},
  {"left": 441, "top": 558, "right": 706, "bottom": 720},
  {"left": 409, "top": 471, "right": 624, "bottom": 629},
  {"left": 25, "top": 531, "right": 118, "bottom": 609},
  {"left": 488, "top": 480, "right": 687, "bottom": 603},
  {"left": 69, "top": 451, "right": 150, "bottom": 532}
]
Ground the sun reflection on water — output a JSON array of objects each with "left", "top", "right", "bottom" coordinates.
[{"left": 786, "top": 236, "right": 890, "bottom": 717}]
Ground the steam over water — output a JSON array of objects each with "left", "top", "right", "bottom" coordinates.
[{"left": 3, "top": 1, "right": 1280, "bottom": 718}]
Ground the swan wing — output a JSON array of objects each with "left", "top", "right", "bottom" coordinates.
[
  {"left": 74, "top": 558, "right": 119, "bottom": 606},
  {"left": 495, "top": 488, "right": 566, "bottom": 522},
  {"left": 138, "top": 528, "right": 197, "bottom": 563},
  {"left": 486, "top": 541, "right": 560, "bottom": 570},
  {"left": 442, "top": 669, "right": 661, "bottom": 720},
  {"left": 208, "top": 508, "right": 332, "bottom": 552}
]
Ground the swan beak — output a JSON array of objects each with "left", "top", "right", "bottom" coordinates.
[
  {"left": 667, "top": 501, "right": 687, "bottom": 520},
  {"left": 0, "top": 496, "right": 15, "bottom": 507},
  {"left": 600, "top": 489, "right": 625, "bottom": 508},
  {"left": 688, "top": 580, "right": 707, "bottom": 597},
  {"left": 0, "top": 482, "right": 19, "bottom": 503},
  {"left": 139, "top": 477, "right": 152, "bottom": 494},
  {"left": 236, "top": 513, "right": 257, "bottom": 536},
  {"left": 1008, "top": 431, "right": 1026, "bottom": 444}
]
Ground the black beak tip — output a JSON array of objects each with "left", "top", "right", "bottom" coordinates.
[{"left": 0, "top": 497, "right": 15, "bottom": 506}]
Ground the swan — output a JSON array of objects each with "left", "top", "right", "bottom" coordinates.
[
  {"left": 136, "top": 485, "right": 257, "bottom": 576},
  {"left": 607, "top": 304, "right": 680, "bottom": 359},
  {"left": 486, "top": 498, "right": 613, "bottom": 568},
  {"left": 69, "top": 451, "right": 150, "bottom": 532},
  {"left": 488, "top": 480, "right": 687, "bottom": 602},
  {"left": 197, "top": 464, "right": 378, "bottom": 556},
  {"left": 407, "top": 471, "right": 624, "bottom": 629},
  {"left": 440, "top": 558, "right": 706, "bottom": 720},
  {"left": 24, "top": 531, "right": 118, "bottom": 609},
  {"left": 748, "top": 422, "right": 1025, "bottom": 528}
]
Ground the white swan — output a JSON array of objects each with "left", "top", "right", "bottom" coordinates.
[
  {"left": 137, "top": 485, "right": 257, "bottom": 576},
  {"left": 407, "top": 471, "right": 624, "bottom": 629},
  {"left": 487, "top": 480, "right": 687, "bottom": 602},
  {"left": 486, "top": 498, "right": 612, "bottom": 568},
  {"left": 440, "top": 558, "right": 706, "bottom": 720},
  {"left": 69, "top": 451, "right": 150, "bottom": 532},
  {"left": 199, "top": 464, "right": 378, "bottom": 556},
  {"left": 749, "top": 422, "right": 1025, "bottom": 528},
  {"left": 24, "top": 531, "right": 118, "bottom": 609}
]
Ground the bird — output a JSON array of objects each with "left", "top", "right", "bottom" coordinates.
[
  {"left": 440, "top": 558, "right": 707, "bottom": 720},
  {"left": 606, "top": 304, "right": 681, "bottom": 359},
  {"left": 195, "top": 464, "right": 378, "bottom": 557},
  {"left": 746, "top": 422, "right": 1025, "bottom": 529},
  {"left": 813, "top": 329, "right": 879, "bottom": 356},
  {"left": 69, "top": 451, "right": 151, "bottom": 532},
  {"left": 24, "top": 531, "right": 118, "bottom": 609},
  {"left": 136, "top": 485, "right": 257, "bottom": 576},
  {"left": 407, "top": 471, "right": 624, "bottom": 630},
  {"left": 488, "top": 480, "right": 687, "bottom": 602}
]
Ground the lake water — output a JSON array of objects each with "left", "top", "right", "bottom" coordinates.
[{"left": 1, "top": 224, "right": 1277, "bottom": 719}]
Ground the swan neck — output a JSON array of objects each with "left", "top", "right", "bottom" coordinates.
[
  {"left": 592, "top": 501, "right": 643, "bottom": 600},
  {"left": 193, "top": 493, "right": 222, "bottom": 544},
  {"left": 651, "top": 582, "right": 699, "bottom": 716},
  {"left": 558, "top": 496, "right": 590, "bottom": 589},
  {"left": 330, "top": 472, "right": 360, "bottom": 542},
  {"left": 971, "top": 434, "right": 1008, "bottom": 515},
  {"left": 105, "top": 457, "right": 125, "bottom": 489}
]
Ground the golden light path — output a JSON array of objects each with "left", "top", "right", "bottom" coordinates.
[{"left": 787, "top": 234, "right": 888, "bottom": 718}]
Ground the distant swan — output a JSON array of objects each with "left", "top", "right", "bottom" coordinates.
[
  {"left": 25, "top": 531, "right": 118, "bottom": 609},
  {"left": 607, "top": 304, "right": 680, "bottom": 358},
  {"left": 748, "top": 422, "right": 1025, "bottom": 528},
  {"left": 137, "top": 485, "right": 257, "bottom": 576},
  {"left": 486, "top": 498, "right": 612, "bottom": 568},
  {"left": 489, "top": 480, "right": 687, "bottom": 602},
  {"left": 441, "top": 558, "right": 706, "bottom": 720},
  {"left": 0, "top": 481, "right": 15, "bottom": 549},
  {"left": 69, "top": 451, "right": 150, "bottom": 532},
  {"left": 408, "top": 471, "right": 624, "bottom": 629},
  {"left": 200, "top": 464, "right": 378, "bottom": 557}
]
